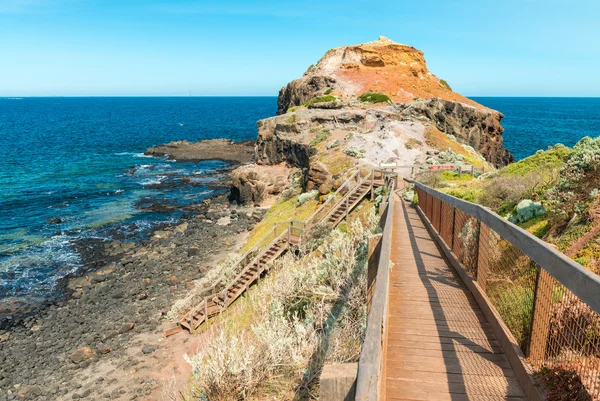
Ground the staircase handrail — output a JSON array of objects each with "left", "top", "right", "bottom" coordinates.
[
  {"left": 178, "top": 167, "right": 382, "bottom": 326},
  {"left": 322, "top": 170, "right": 373, "bottom": 223}
]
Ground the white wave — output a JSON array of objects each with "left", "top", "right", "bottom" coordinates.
[{"left": 140, "top": 176, "right": 167, "bottom": 186}]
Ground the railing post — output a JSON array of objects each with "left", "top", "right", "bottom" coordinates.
[
  {"left": 438, "top": 199, "right": 443, "bottom": 232},
  {"left": 450, "top": 207, "right": 456, "bottom": 250},
  {"left": 476, "top": 223, "right": 489, "bottom": 293},
  {"left": 345, "top": 195, "right": 349, "bottom": 219},
  {"left": 473, "top": 220, "right": 481, "bottom": 279},
  {"left": 528, "top": 268, "right": 554, "bottom": 363}
]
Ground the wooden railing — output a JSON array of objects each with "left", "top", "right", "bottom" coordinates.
[
  {"left": 177, "top": 167, "right": 380, "bottom": 330},
  {"left": 182, "top": 219, "right": 303, "bottom": 329},
  {"left": 407, "top": 179, "right": 600, "bottom": 400},
  {"left": 355, "top": 177, "right": 396, "bottom": 401}
]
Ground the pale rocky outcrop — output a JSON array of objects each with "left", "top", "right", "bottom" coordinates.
[
  {"left": 229, "top": 164, "right": 292, "bottom": 205},
  {"left": 235, "top": 36, "right": 514, "bottom": 203}
]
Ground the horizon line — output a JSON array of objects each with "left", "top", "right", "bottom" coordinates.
[{"left": 2, "top": 95, "right": 600, "bottom": 99}]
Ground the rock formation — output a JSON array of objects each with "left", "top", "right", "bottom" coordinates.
[
  {"left": 231, "top": 36, "right": 514, "bottom": 205},
  {"left": 278, "top": 36, "right": 484, "bottom": 114}
]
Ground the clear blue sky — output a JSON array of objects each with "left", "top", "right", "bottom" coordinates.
[{"left": 1, "top": 0, "right": 598, "bottom": 97}]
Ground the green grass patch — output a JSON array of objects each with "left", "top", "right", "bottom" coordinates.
[
  {"left": 439, "top": 79, "right": 452, "bottom": 91},
  {"left": 519, "top": 215, "right": 551, "bottom": 238},
  {"left": 488, "top": 282, "right": 534, "bottom": 350},
  {"left": 501, "top": 147, "right": 571, "bottom": 176},
  {"left": 441, "top": 171, "right": 475, "bottom": 182},
  {"left": 441, "top": 186, "right": 484, "bottom": 203},
  {"left": 242, "top": 196, "right": 318, "bottom": 252},
  {"left": 499, "top": 146, "right": 571, "bottom": 177},
  {"left": 286, "top": 106, "right": 302, "bottom": 113},
  {"left": 317, "top": 152, "right": 356, "bottom": 176},
  {"left": 358, "top": 92, "right": 392, "bottom": 104},
  {"left": 302, "top": 95, "right": 336, "bottom": 107},
  {"left": 310, "top": 130, "right": 331, "bottom": 147},
  {"left": 324, "top": 88, "right": 332, "bottom": 95},
  {"left": 284, "top": 114, "right": 296, "bottom": 124}
]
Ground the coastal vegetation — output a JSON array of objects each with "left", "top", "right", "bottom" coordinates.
[
  {"left": 439, "top": 79, "right": 452, "bottom": 91},
  {"left": 358, "top": 92, "right": 392, "bottom": 104},
  {"left": 302, "top": 95, "right": 336, "bottom": 107},
  {"left": 414, "top": 137, "right": 600, "bottom": 398},
  {"left": 179, "top": 209, "right": 378, "bottom": 400},
  {"left": 309, "top": 129, "right": 331, "bottom": 147}
]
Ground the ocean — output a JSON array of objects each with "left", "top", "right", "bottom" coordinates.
[
  {"left": 472, "top": 97, "right": 600, "bottom": 161},
  {"left": 0, "top": 97, "right": 275, "bottom": 301},
  {"left": 1, "top": 96, "right": 599, "bottom": 304}
]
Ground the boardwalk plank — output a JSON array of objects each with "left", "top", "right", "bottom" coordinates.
[{"left": 383, "top": 196, "right": 526, "bottom": 400}]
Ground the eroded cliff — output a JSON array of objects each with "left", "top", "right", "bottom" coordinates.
[{"left": 231, "top": 37, "right": 513, "bottom": 205}]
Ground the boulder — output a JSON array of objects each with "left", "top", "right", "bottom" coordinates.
[{"left": 69, "top": 347, "right": 94, "bottom": 364}]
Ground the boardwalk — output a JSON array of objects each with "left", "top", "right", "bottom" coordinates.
[{"left": 382, "top": 194, "right": 527, "bottom": 400}]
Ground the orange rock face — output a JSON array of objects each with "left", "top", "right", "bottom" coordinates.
[{"left": 278, "top": 36, "right": 485, "bottom": 114}]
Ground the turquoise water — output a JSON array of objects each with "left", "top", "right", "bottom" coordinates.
[
  {"left": 0, "top": 97, "right": 276, "bottom": 298},
  {"left": 1, "top": 96, "right": 599, "bottom": 301}
]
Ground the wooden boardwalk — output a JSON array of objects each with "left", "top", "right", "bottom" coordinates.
[{"left": 382, "top": 195, "right": 527, "bottom": 401}]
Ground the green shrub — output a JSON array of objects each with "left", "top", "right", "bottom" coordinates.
[
  {"left": 439, "top": 79, "right": 452, "bottom": 91},
  {"left": 509, "top": 199, "right": 546, "bottom": 224},
  {"left": 324, "top": 88, "right": 332, "bottom": 95},
  {"left": 310, "top": 130, "right": 331, "bottom": 147},
  {"left": 326, "top": 139, "right": 342, "bottom": 150},
  {"left": 547, "top": 137, "right": 600, "bottom": 220},
  {"left": 344, "top": 147, "right": 366, "bottom": 158},
  {"left": 298, "top": 190, "right": 319, "bottom": 205},
  {"left": 358, "top": 92, "right": 392, "bottom": 104},
  {"left": 302, "top": 95, "right": 336, "bottom": 107}
]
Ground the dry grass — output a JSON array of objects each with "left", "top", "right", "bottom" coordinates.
[
  {"left": 425, "top": 128, "right": 488, "bottom": 167},
  {"left": 182, "top": 210, "right": 378, "bottom": 400}
]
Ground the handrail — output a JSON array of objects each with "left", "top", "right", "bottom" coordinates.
[
  {"left": 179, "top": 220, "right": 302, "bottom": 322},
  {"left": 304, "top": 169, "right": 362, "bottom": 226},
  {"left": 406, "top": 178, "right": 600, "bottom": 314},
  {"left": 355, "top": 180, "right": 395, "bottom": 401},
  {"left": 322, "top": 170, "right": 373, "bottom": 223},
  {"left": 179, "top": 166, "right": 382, "bottom": 326}
]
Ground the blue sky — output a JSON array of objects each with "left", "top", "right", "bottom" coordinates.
[{"left": 1, "top": 0, "right": 599, "bottom": 96}]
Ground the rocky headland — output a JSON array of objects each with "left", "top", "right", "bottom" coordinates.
[
  {"left": 0, "top": 36, "right": 515, "bottom": 401},
  {"left": 230, "top": 36, "right": 513, "bottom": 208}
]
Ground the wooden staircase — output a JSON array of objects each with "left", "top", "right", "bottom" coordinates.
[
  {"left": 323, "top": 181, "right": 373, "bottom": 227},
  {"left": 174, "top": 169, "right": 385, "bottom": 334}
]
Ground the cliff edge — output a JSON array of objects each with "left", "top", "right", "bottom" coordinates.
[{"left": 231, "top": 37, "right": 514, "bottom": 205}]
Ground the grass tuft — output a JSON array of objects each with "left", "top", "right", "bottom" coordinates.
[{"left": 358, "top": 92, "right": 392, "bottom": 104}]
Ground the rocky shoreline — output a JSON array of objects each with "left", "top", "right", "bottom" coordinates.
[
  {"left": 0, "top": 192, "right": 266, "bottom": 401},
  {"left": 144, "top": 138, "right": 255, "bottom": 164},
  {"left": 0, "top": 137, "right": 268, "bottom": 400}
]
